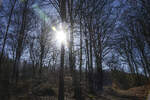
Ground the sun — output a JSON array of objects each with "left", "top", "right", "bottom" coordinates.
[
  {"left": 52, "top": 26, "right": 67, "bottom": 46},
  {"left": 55, "top": 30, "right": 67, "bottom": 45}
]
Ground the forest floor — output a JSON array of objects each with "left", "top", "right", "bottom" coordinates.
[
  {"left": 94, "top": 86, "right": 148, "bottom": 100},
  {"left": 9, "top": 80, "right": 150, "bottom": 100},
  {"left": 7, "top": 75, "right": 150, "bottom": 100}
]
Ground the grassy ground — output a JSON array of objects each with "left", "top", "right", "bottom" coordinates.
[
  {"left": 8, "top": 78, "right": 150, "bottom": 100},
  {"left": 97, "top": 85, "right": 150, "bottom": 100}
]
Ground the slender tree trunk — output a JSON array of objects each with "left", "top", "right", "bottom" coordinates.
[
  {"left": 141, "top": 50, "right": 150, "bottom": 76},
  {"left": 32, "top": 61, "right": 35, "bottom": 78},
  {"left": 96, "top": 57, "right": 103, "bottom": 91},
  {"left": 87, "top": 21, "right": 94, "bottom": 93},
  {"left": 12, "top": 0, "right": 28, "bottom": 83},
  {"left": 84, "top": 24, "right": 89, "bottom": 88},
  {"left": 92, "top": 31, "right": 103, "bottom": 92},
  {"left": 58, "top": 45, "right": 65, "bottom": 100},
  {"left": 78, "top": 13, "right": 83, "bottom": 100},
  {"left": 141, "top": 58, "right": 149, "bottom": 79},
  {"left": 68, "top": 0, "right": 74, "bottom": 74},
  {"left": 0, "top": 0, "right": 17, "bottom": 71},
  {"left": 58, "top": 0, "right": 66, "bottom": 100},
  {"left": 85, "top": 34, "right": 91, "bottom": 90},
  {"left": 79, "top": 19, "right": 82, "bottom": 84},
  {"left": 39, "top": 50, "right": 44, "bottom": 77}
]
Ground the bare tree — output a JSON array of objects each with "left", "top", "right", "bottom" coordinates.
[{"left": 0, "top": 0, "right": 17, "bottom": 71}]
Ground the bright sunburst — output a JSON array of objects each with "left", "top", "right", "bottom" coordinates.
[
  {"left": 55, "top": 30, "right": 67, "bottom": 45},
  {"left": 52, "top": 25, "right": 67, "bottom": 46}
]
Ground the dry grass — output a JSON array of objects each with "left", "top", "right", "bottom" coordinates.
[{"left": 111, "top": 84, "right": 150, "bottom": 100}]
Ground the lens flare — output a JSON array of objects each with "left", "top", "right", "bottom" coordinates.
[{"left": 52, "top": 26, "right": 56, "bottom": 31}]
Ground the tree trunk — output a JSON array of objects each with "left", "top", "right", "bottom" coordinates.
[
  {"left": 12, "top": 0, "right": 28, "bottom": 83},
  {"left": 0, "top": 0, "right": 17, "bottom": 71},
  {"left": 58, "top": 0, "right": 66, "bottom": 100},
  {"left": 58, "top": 45, "right": 65, "bottom": 100}
]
